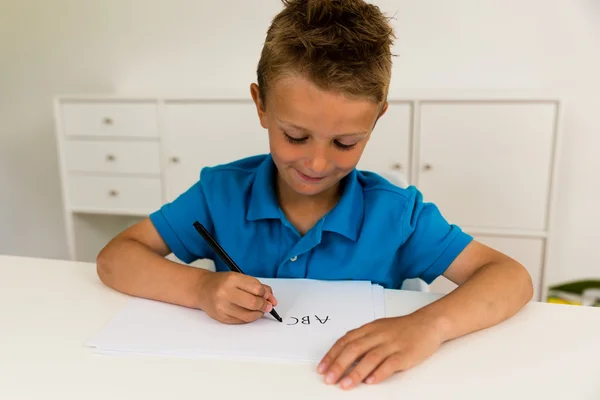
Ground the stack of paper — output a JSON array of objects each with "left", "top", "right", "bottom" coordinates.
[{"left": 87, "top": 278, "right": 385, "bottom": 363}]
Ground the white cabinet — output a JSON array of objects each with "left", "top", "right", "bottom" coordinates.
[
  {"left": 163, "top": 101, "right": 269, "bottom": 202},
  {"left": 54, "top": 94, "right": 561, "bottom": 301},
  {"left": 414, "top": 101, "right": 558, "bottom": 300},
  {"left": 357, "top": 101, "right": 411, "bottom": 182},
  {"left": 417, "top": 102, "right": 556, "bottom": 232},
  {"left": 56, "top": 100, "right": 162, "bottom": 216}
]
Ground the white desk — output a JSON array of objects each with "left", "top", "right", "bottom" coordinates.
[{"left": 1, "top": 255, "right": 599, "bottom": 399}]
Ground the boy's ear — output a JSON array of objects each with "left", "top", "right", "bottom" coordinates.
[
  {"left": 372, "top": 101, "right": 389, "bottom": 130},
  {"left": 250, "top": 83, "right": 268, "bottom": 129},
  {"left": 378, "top": 101, "right": 389, "bottom": 119}
]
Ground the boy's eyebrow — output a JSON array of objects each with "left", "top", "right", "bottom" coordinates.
[{"left": 277, "top": 119, "right": 368, "bottom": 137}]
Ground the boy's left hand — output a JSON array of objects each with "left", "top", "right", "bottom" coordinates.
[{"left": 317, "top": 313, "right": 444, "bottom": 390}]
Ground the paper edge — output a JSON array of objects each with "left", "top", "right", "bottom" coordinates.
[{"left": 372, "top": 284, "right": 386, "bottom": 319}]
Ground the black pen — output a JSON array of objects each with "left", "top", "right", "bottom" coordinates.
[{"left": 192, "top": 221, "right": 283, "bottom": 322}]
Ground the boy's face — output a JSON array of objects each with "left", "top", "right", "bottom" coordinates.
[{"left": 250, "top": 76, "right": 387, "bottom": 198}]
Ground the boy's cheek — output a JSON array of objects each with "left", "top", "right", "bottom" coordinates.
[
  {"left": 331, "top": 153, "right": 363, "bottom": 172},
  {"left": 272, "top": 146, "right": 306, "bottom": 166}
]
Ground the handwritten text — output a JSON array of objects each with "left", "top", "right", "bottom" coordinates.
[{"left": 286, "top": 315, "right": 331, "bottom": 325}]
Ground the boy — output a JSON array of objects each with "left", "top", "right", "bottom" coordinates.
[{"left": 96, "top": 0, "right": 534, "bottom": 390}]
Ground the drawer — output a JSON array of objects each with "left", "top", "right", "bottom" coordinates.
[
  {"left": 61, "top": 102, "right": 159, "bottom": 138},
  {"left": 64, "top": 140, "right": 161, "bottom": 175},
  {"left": 67, "top": 175, "right": 163, "bottom": 214}
]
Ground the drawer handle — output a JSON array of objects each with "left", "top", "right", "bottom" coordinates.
[
  {"left": 103, "top": 117, "right": 113, "bottom": 125},
  {"left": 391, "top": 163, "right": 402, "bottom": 170},
  {"left": 106, "top": 154, "right": 116, "bottom": 162},
  {"left": 170, "top": 156, "right": 180, "bottom": 164},
  {"left": 108, "top": 190, "right": 119, "bottom": 197},
  {"left": 422, "top": 164, "right": 432, "bottom": 171}
]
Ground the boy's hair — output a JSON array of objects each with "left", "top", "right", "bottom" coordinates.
[{"left": 256, "top": 0, "right": 395, "bottom": 106}]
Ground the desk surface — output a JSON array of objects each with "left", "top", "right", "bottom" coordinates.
[{"left": 1, "top": 255, "right": 599, "bottom": 399}]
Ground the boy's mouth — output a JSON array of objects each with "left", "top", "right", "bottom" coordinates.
[{"left": 295, "top": 169, "right": 326, "bottom": 182}]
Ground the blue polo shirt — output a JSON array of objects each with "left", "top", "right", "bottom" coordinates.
[{"left": 149, "top": 154, "right": 472, "bottom": 289}]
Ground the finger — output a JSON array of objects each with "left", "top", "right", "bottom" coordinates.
[
  {"left": 230, "top": 288, "right": 272, "bottom": 312},
  {"left": 338, "top": 346, "right": 390, "bottom": 390},
  {"left": 227, "top": 303, "right": 266, "bottom": 323},
  {"left": 321, "top": 333, "right": 380, "bottom": 385},
  {"left": 318, "top": 327, "right": 369, "bottom": 375},
  {"left": 262, "top": 284, "right": 278, "bottom": 306},
  {"left": 235, "top": 276, "right": 267, "bottom": 298},
  {"left": 364, "top": 353, "right": 407, "bottom": 385}
]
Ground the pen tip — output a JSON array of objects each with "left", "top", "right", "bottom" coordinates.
[{"left": 271, "top": 311, "right": 283, "bottom": 322}]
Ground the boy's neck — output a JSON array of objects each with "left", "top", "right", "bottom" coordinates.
[
  {"left": 275, "top": 174, "right": 342, "bottom": 235},
  {"left": 276, "top": 175, "right": 341, "bottom": 210}
]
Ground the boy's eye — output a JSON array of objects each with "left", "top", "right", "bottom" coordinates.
[
  {"left": 283, "top": 132, "right": 307, "bottom": 144},
  {"left": 283, "top": 131, "right": 357, "bottom": 151},
  {"left": 334, "top": 141, "right": 357, "bottom": 151}
]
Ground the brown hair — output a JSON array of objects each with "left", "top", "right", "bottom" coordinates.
[{"left": 256, "top": 0, "right": 395, "bottom": 105}]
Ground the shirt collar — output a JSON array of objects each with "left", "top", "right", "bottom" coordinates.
[
  {"left": 247, "top": 155, "right": 365, "bottom": 241},
  {"left": 322, "top": 169, "right": 364, "bottom": 241},
  {"left": 247, "top": 154, "right": 281, "bottom": 221}
]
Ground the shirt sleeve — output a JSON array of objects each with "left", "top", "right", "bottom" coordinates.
[
  {"left": 149, "top": 175, "right": 214, "bottom": 264},
  {"left": 397, "top": 186, "right": 473, "bottom": 284}
]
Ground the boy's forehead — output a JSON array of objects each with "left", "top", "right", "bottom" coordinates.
[
  {"left": 270, "top": 75, "right": 376, "bottom": 104},
  {"left": 268, "top": 76, "right": 381, "bottom": 126}
]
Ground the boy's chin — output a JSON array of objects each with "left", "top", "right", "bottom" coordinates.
[
  {"left": 293, "top": 186, "right": 327, "bottom": 197},
  {"left": 287, "top": 178, "right": 336, "bottom": 197}
]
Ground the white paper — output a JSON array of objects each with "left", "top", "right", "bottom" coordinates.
[
  {"left": 372, "top": 284, "right": 386, "bottom": 320},
  {"left": 87, "top": 278, "right": 385, "bottom": 363}
]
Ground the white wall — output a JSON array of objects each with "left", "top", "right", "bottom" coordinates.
[{"left": 1, "top": 0, "right": 598, "bottom": 285}]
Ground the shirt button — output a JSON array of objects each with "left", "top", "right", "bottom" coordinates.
[{"left": 290, "top": 256, "right": 298, "bottom": 262}]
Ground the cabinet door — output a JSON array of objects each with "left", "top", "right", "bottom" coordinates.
[
  {"left": 418, "top": 102, "right": 556, "bottom": 231},
  {"left": 163, "top": 101, "right": 269, "bottom": 201},
  {"left": 357, "top": 101, "right": 411, "bottom": 185},
  {"left": 428, "top": 235, "right": 545, "bottom": 300}
]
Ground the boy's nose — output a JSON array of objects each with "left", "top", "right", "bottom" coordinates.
[{"left": 306, "top": 152, "right": 329, "bottom": 176}]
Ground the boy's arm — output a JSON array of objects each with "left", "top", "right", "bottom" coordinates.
[
  {"left": 96, "top": 218, "right": 278, "bottom": 323},
  {"left": 317, "top": 240, "right": 534, "bottom": 389},
  {"left": 96, "top": 218, "right": 210, "bottom": 309},
  {"left": 419, "top": 239, "right": 534, "bottom": 343}
]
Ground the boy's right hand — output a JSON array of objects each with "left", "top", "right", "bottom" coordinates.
[{"left": 197, "top": 271, "right": 278, "bottom": 324}]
